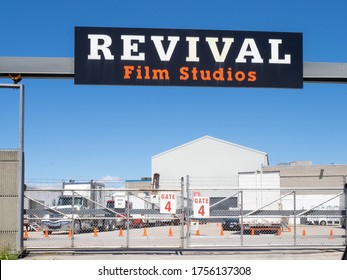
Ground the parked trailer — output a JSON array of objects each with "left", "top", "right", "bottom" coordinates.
[
  {"left": 236, "top": 172, "right": 283, "bottom": 234},
  {"left": 105, "top": 193, "right": 146, "bottom": 229},
  {"left": 140, "top": 214, "right": 180, "bottom": 227},
  {"left": 306, "top": 205, "right": 342, "bottom": 226},
  {"left": 104, "top": 199, "right": 129, "bottom": 230},
  {"left": 241, "top": 218, "right": 282, "bottom": 234},
  {"left": 128, "top": 192, "right": 180, "bottom": 227},
  {"left": 222, "top": 217, "right": 282, "bottom": 234}
]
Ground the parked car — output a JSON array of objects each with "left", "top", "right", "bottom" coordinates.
[{"left": 222, "top": 218, "right": 240, "bottom": 231}]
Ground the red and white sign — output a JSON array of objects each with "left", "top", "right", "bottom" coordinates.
[
  {"left": 192, "top": 191, "right": 201, "bottom": 197},
  {"left": 160, "top": 192, "right": 177, "bottom": 214},
  {"left": 193, "top": 196, "right": 210, "bottom": 218}
]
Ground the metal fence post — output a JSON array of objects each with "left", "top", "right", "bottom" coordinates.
[
  {"left": 71, "top": 190, "right": 75, "bottom": 248},
  {"left": 240, "top": 190, "right": 244, "bottom": 246},
  {"left": 186, "top": 175, "right": 190, "bottom": 248},
  {"left": 126, "top": 191, "right": 130, "bottom": 248},
  {"left": 180, "top": 177, "right": 185, "bottom": 249},
  {"left": 293, "top": 190, "right": 297, "bottom": 246}
]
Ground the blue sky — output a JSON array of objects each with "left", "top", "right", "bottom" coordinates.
[{"left": 1, "top": 0, "right": 347, "bottom": 183}]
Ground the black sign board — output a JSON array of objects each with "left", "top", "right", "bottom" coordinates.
[{"left": 75, "top": 27, "right": 303, "bottom": 88}]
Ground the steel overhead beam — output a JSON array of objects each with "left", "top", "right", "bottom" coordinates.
[
  {"left": 304, "top": 62, "right": 347, "bottom": 83},
  {"left": 0, "top": 57, "right": 74, "bottom": 79},
  {"left": 0, "top": 57, "right": 347, "bottom": 83}
]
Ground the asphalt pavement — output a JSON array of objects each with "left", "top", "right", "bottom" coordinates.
[{"left": 20, "top": 248, "right": 345, "bottom": 260}]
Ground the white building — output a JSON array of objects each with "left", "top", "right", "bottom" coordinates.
[{"left": 152, "top": 135, "right": 269, "bottom": 185}]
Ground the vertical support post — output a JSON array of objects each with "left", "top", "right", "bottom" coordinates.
[
  {"left": 71, "top": 190, "right": 75, "bottom": 248},
  {"left": 180, "top": 177, "right": 185, "bottom": 249},
  {"left": 240, "top": 190, "right": 244, "bottom": 246},
  {"left": 1, "top": 83, "right": 26, "bottom": 254},
  {"left": 293, "top": 190, "right": 297, "bottom": 246},
  {"left": 186, "top": 175, "right": 190, "bottom": 248},
  {"left": 17, "top": 84, "right": 24, "bottom": 254},
  {"left": 126, "top": 191, "right": 130, "bottom": 248}
]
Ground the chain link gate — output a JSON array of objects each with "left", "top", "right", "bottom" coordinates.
[
  {"left": 186, "top": 176, "right": 346, "bottom": 248},
  {"left": 23, "top": 177, "right": 346, "bottom": 251},
  {"left": 23, "top": 179, "right": 185, "bottom": 250}
]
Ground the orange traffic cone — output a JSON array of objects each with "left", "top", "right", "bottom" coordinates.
[
  {"left": 251, "top": 228, "right": 255, "bottom": 236},
  {"left": 220, "top": 227, "right": 224, "bottom": 236},
  {"left": 68, "top": 229, "right": 72, "bottom": 237},
  {"left": 44, "top": 229, "right": 49, "bottom": 237},
  {"left": 118, "top": 227, "right": 123, "bottom": 237},
  {"left": 196, "top": 229, "right": 200, "bottom": 236},
  {"left": 169, "top": 227, "right": 173, "bottom": 237},
  {"left": 24, "top": 229, "right": 29, "bottom": 239},
  {"left": 143, "top": 227, "right": 148, "bottom": 237},
  {"left": 93, "top": 227, "right": 98, "bottom": 237},
  {"left": 302, "top": 228, "right": 307, "bottom": 237},
  {"left": 329, "top": 229, "right": 334, "bottom": 239},
  {"left": 277, "top": 228, "right": 281, "bottom": 236}
]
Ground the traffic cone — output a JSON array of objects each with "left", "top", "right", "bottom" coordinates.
[
  {"left": 143, "top": 227, "right": 148, "bottom": 237},
  {"left": 251, "top": 228, "right": 255, "bottom": 236},
  {"left": 329, "top": 229, "right": 334, "bottom": 239},
  {"left": 277, "top": 228, "right": 281, "bottom": 236},
  {"left": 118, "top": 227, "right": 123, "bottom": 237},
  {"left": 44, "top": 229, "right": 49, "bottom": 238},
  {"left": 93, "top": 227, "right": 98, "bottom": 237},
  {"left": 302, "top": 228, "right": 306, "bottom": 237},
  {"left": 24, "top": 229, "right": 29, "bottom": 239},
  {"left": 220, "top": 227, "right": 224, "bottom": 236},
  {"left": 196, "top": 229, "right": 200, "bottom": 236},
  {"left": 169, "top": 227, "right": 173, "bottom": 237},
  {"left": 68, "top": 229, "right": 72, "bottom": 237}
]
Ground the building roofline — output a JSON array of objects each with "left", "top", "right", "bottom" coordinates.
[{"left": 152, "top": 135, "right": 268, "bottom": 159}]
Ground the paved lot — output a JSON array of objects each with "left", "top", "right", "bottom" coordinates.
[
  {"left": 21, "top": 247, "right": 346, "bottom": 260},
  {"left": 24, "top": 224, "right": 346, "bottom": 249}
]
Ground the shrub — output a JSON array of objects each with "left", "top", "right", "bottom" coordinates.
[{"left": 0, "top": 246, "right": 19, "bottom": 260}]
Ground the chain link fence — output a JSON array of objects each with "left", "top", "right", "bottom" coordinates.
[{"left": 23, "top": 176, "right": 346, "bottom": 250}]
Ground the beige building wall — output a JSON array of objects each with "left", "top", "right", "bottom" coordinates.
[
  {"left": 125, "top": 180, "right": 152, "bottom": 190},
  {"left": 263, "top": 161, "right": 347, "bottom": 194}
]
